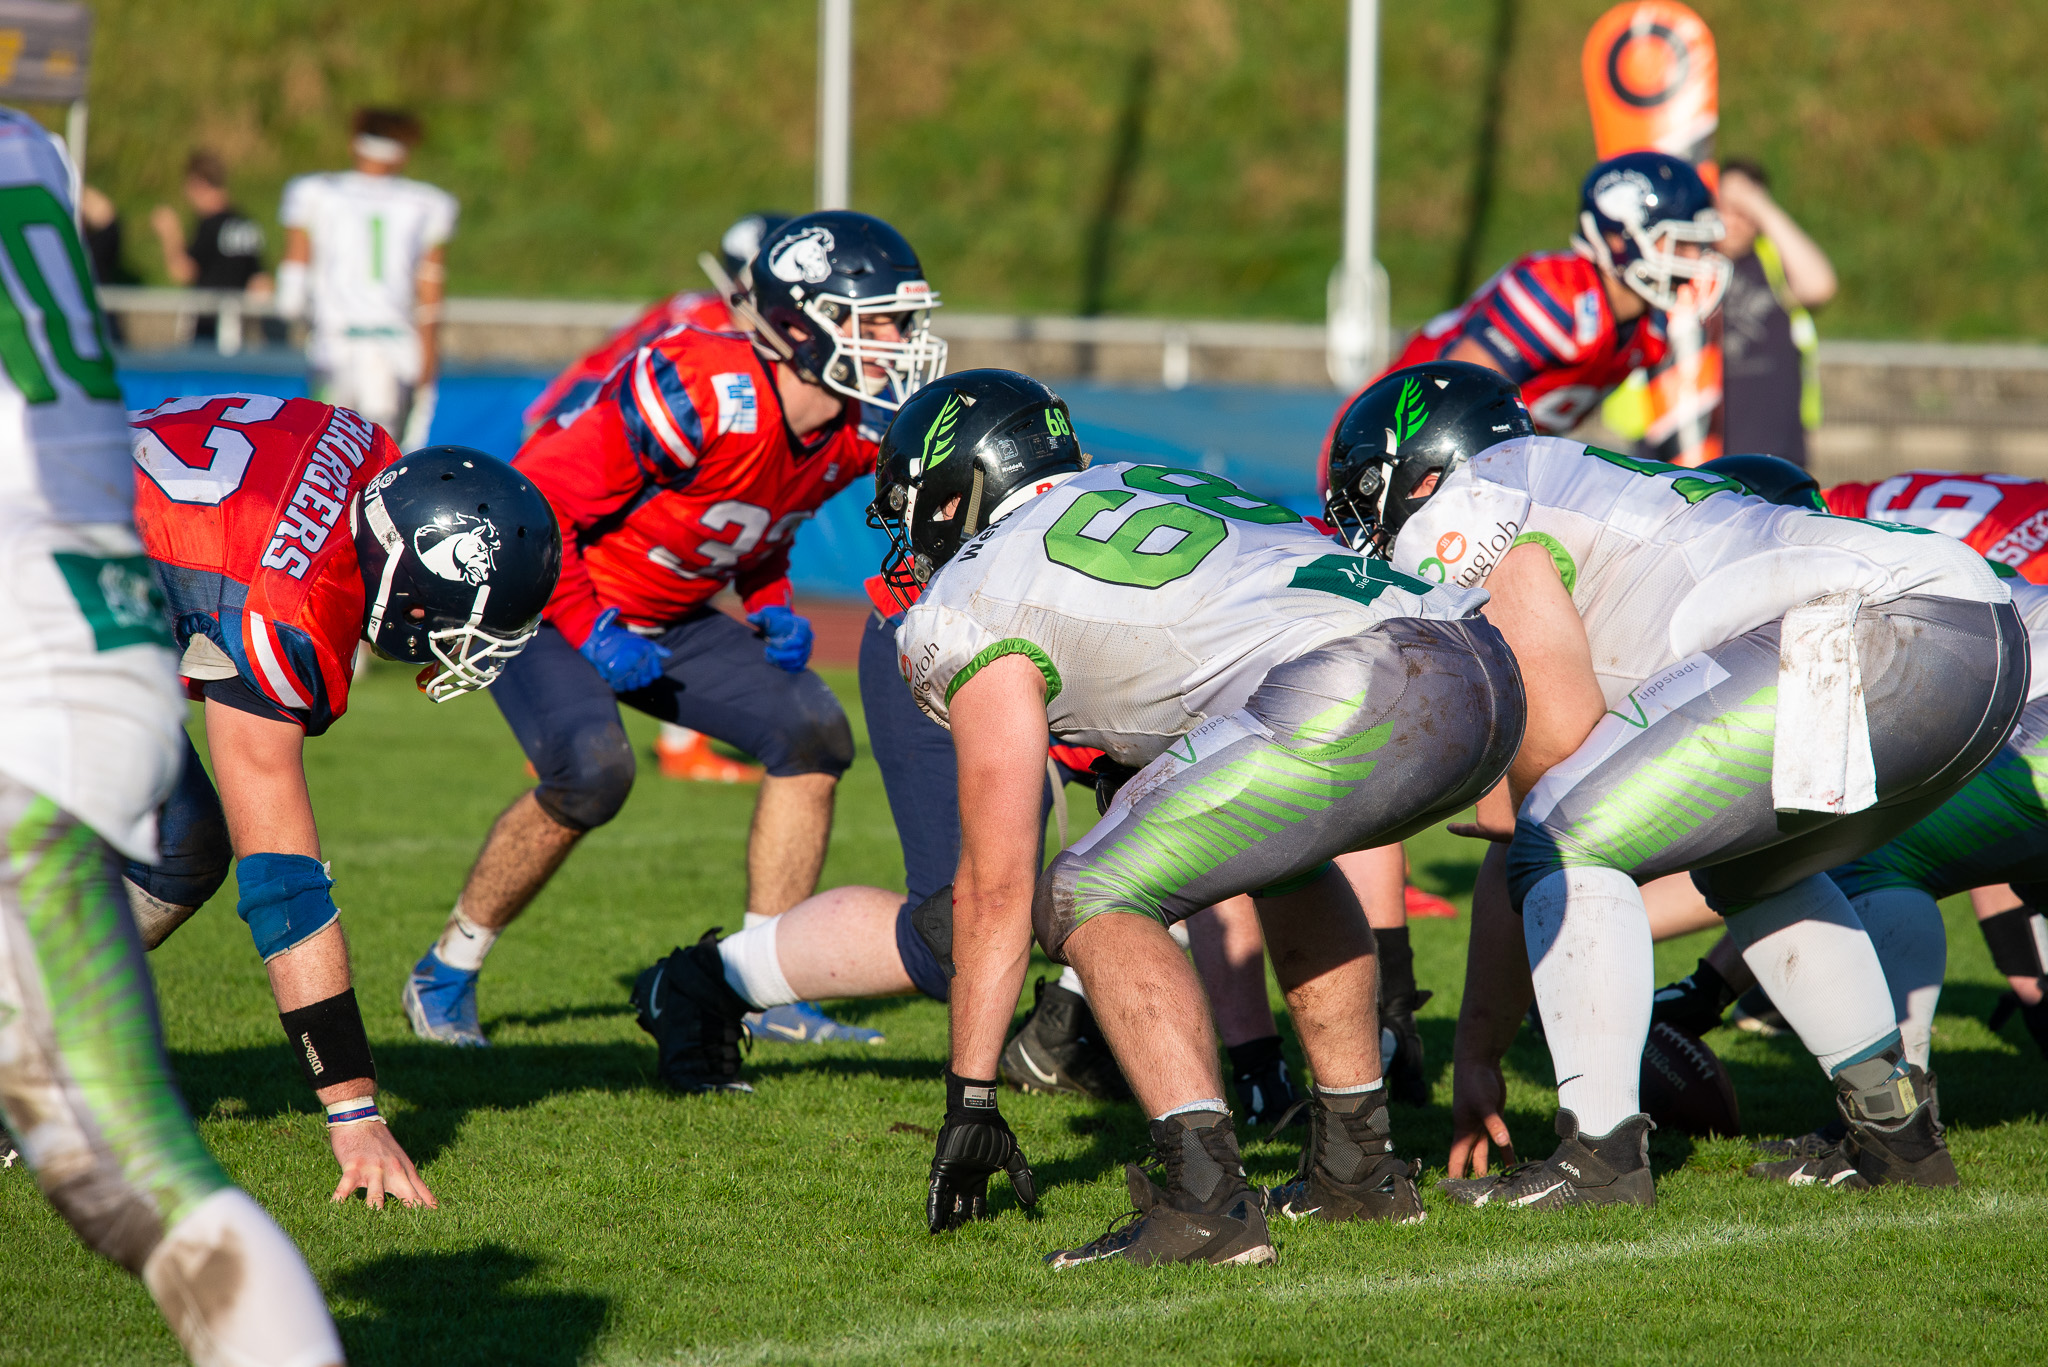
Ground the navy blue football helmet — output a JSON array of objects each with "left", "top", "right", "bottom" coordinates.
[
  {"left": 1572, "top": 151, "right": 1729, "bottom": 314},
  {"left": 743, "top": 211, "right": 945, "bottom": 412}
]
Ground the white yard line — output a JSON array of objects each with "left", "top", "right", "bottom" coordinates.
[{"left": 647, "top": 1193, "right": 2048, "bottom": 1366}]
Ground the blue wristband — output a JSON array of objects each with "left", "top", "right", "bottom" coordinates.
[{"left": 235, "top": 853, "right": 339, "bottom": 962}]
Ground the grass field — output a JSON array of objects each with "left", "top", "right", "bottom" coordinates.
[
  {"left": 4, "top": 661, "right": 2047, "bottom": 1365},
  {"left": 67, "top": 0, "right": 2048, "bottom": 337}
]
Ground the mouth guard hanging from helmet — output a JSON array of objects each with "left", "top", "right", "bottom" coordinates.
[
  {"left": 351, "top": 446, "right": 563, "bottom": 701},
  {"left": 1571, "top": 151, "right": 1731, "bottom": 316},
  {"left": 868, "top": 368, "right": 1086, "bottom": 587}
]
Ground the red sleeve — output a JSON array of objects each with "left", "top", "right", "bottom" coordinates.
[
  {"left": 737, "top": 559, "right": 793, "bottom": 615},
  {"left": 1822, "top": 482, "right": 1867, "bottom": 518},
  {"left": 514, "top": 408, "right": 649, "bottom": 646}
]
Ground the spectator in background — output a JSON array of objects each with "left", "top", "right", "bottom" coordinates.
[
  {"left": 277, "top": 108, "right": 455, "bottom": 450},
  {"left": 149, "top": 150, "right": 271, "bottom": 344},
  {"left": 79, "top": 185, "right": 137, "bottom": 342},
  {"left": 1717, "top": 158, "right": 1836, "bottom": 467}
]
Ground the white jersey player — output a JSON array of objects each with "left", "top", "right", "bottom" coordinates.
[
  {"left": 0, "top": 105, "right": 347, "bottom": 1366},
  {"left": 1324, "top": 360, "right": 2024, "bottom": 1207},
  {"left": 278, "top": 107, "right": 455, "bottom": 449}
]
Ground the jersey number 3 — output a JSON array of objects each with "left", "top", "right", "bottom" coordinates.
[{"left": 1043, "top": 467, "right": 1297, "bottom": 589}]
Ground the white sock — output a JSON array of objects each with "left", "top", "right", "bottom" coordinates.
[
  {"left": 1524, "top": 867, "right": 1653, "bottom": 1136},
  {"left": 1318, "top": 1078, "right": 1385, "bottom": 1097},
  {"left": 1168, "top": 920, "right": 1191, "bottom": 951},
  {"left": 1724, "top": 873, "right": 1900, "bottom": 1076},
  {"left": 719, "top": 920, "right": 796, "bottom": 1010},
  {"left": 143, "top": 1187, "right": 344, "bottom": 1367},
  {"left": 1851, "top": 887, "right": 1947, "bottom": 1071},
  {"left": 433, "top": 901, "right": 498, "bottom": 972},
  {"left": 743, "top": 911, "right": 772, "bottom": 931},
  {"left": 1156, "top": 1098, "right": 1228, "bottom": 1122},
  {"left": 1057, "top": 965, "right": 1087, "bottom": 1000}
]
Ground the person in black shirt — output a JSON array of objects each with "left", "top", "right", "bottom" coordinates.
[
  {"left": 150, "top": 150, "right": 272, "bottom": 342},
  {"left": 1717, "top": 159, "right": 1837, "bottom": 467}
]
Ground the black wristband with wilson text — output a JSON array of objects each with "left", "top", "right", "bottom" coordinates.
[{"left": 278, "top": 989, "right": 376, "bottom": 1090}]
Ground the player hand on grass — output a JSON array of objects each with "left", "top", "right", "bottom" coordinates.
[
  {"left": 329, "top": 1108, "right": 438, "bottom": 1210},
  {"left": 579, "top": 606, "right": 670, "bottom": 691},
  {"left": 927, "top": 1071, "right": 1037, "bottom": 1232},
  {"left": 1446, "top": 1054, "right": 1517, "bottom": 1179}
]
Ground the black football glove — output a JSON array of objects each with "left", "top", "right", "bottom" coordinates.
[{"left": 927, "top": 1070, "right": 1037, "bottom": 1233}]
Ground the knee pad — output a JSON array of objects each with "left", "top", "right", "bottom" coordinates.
[
  {"left": 766, "top": 683, "right": 855, "bottom": 779},
  {"left": 235, "top": 854, "right": 337, "bottom": 962},
  {"left": 533, "top": 725, "right": 637, "bottom": 831},
  {"left": 896, "top": 892, "right": 953, "bottom": 1002}
]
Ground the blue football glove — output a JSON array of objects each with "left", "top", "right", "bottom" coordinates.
[
  {"left": 578, "top": 607, "right": 670, "bottom": 692},
  {"left": 747, "top": 605, "right": 814, "bottom": 673}
]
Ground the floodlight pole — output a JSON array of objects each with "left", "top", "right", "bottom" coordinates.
[
  {"left": 817, "top": 0, "right": 853, "bottom": 210},
  {"left": 1327, "top": 0, "right": 1387, "bottom": 388}
]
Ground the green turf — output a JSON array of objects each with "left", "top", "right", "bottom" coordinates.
[
  {"left": 61, "top": 0, "right": 2048, "bottom": 338},
  {"left": 3, "top": 661, "right": 2046, "bottom": 1365}
]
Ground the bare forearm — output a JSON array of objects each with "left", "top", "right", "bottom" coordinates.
[
  {"left": 946, "top": 879, "right": 1035, "bottom": 1078},
  {"left": 1454, "top": 845, "right": 1532, "bottom": 1068}
]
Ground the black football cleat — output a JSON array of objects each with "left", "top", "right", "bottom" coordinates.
[
  {"left": 1266, "top": 1087, "right": 1423, "bottom": 1224},
  {"left": 1045, "top": 1111, "right": 1275, "bottom": 1268},
  {"left": 1752, "top": 1116, "right": 1848, "bottom": 1160},
  {"left": 1228, "top": 1035, "right": 1303, "bottom": 1132},
  {"left": 631, "top": 930, "right": 754, "bottom": 1094},
  {"left": 1000, "top": 977, "right": 1131, "bottom": 1101},
  {"left": 1438, "top": 1110, "right": 1657, "bottom": 1210},
  {"left": 1747, "top": 1066, "right": 1956, "bottom": 1190},
  {"left": 1650, "top": 958, "right": 1739, "bottom": 1037},
  {"left": 1381, "top": 987, "right": 1433, "bottom": 1107}
]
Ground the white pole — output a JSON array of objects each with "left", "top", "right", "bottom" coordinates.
[
  {"left": 817, "top": 0, "right": 852, "bottom": 210},
  {"left": 64, "top": 99, "right": 86, "bottom": 218},
  {"left": 1327, "top": 0, "right": 1386, "bottom": 389}
]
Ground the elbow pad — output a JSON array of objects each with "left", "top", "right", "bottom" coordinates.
[
  {"left": 235, "top": 853, "right": 338, "bottom": 962},
  {"left": 275, "top": 260, "right": 308, "bottom": 320}
]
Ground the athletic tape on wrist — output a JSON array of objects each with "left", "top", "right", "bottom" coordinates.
[
  {"left": 236, "top": 853, "right": 338, "bottom": 962},
  {"left": 278, "top": 989, "right": 376, "bottom": 1090},
  {"left": 324, "top": 1097, "right": 382, "bottom": 1127}
]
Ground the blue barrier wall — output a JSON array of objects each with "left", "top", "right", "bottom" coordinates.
[{"left": 119, "top": 358, "right": 1343, "bottom": 598}]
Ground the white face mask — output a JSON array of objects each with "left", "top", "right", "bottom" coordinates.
[{"left": 800, "top": 283, "right": 949, "bottom": 412}]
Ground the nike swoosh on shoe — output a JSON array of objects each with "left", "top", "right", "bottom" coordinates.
[
  {"left": 1019, "top": 1044, "right": 1060, "bottom": 1086},
  {"left": 646, "top": 965, "right": 666, "bottom": 1019},
  {"left": 766, "top": 1021, "right": 809, "bottom": 1040},
  {"left": 1510, "top": 1181, "right": 1569, "bottom": 1207}
]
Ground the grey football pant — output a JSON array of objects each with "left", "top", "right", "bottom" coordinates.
[
  {"left": 0, "top": 775, "right": 228, "bottom": 1271},
  {"left": 1033, "top": 617, "right": 1526, "bottom": 960},
  {"left": 1507, "top": 594, "right": 2029, "bottom": 911}
]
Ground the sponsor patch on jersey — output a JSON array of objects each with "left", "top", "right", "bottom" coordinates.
[
  {"left": 711, "top": 371, "right": 759, "bottom": 436},
  {"left": 1988, "top": 508, "right": 2048, "bottom": 566},
  {"left": 51, "top": 552, "right": 173, "bottom": 652},
  {"left": 1437, "top": 531, "right": 1467, "bottom": 564},
  {"left": 1574, "top": 290, "right": 1602, "bottom": 346}
]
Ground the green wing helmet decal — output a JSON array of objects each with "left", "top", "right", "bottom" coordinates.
[
  {"left": 1394, "top": 376, "right": 1429, "bottom": 445},
  {"left": 921, "top": 394, "right": 962, "bottom": 472}
]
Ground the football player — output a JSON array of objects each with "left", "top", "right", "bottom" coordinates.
[
  {"left": 0, "top": 110, "right": 346, "bottom": 1365},
  {"left": 1325, "top": 362, "right": 2024, "bottom": 1205},
  {"left": 408, "top": 212, "right": 946, "bottom": 1049},
  {"left": 1649, "top": 457, "right": 2048, "bottom": 1065},
  {"left": 889, "top": 370, "right": 1523, "bottom": 1262},
  {"left": 522, "top": 212, "right": 790, "bottom": 442},
  {"left": 278, "top": 108, "right": 457, "bottom": 450},
  {"left": 126, "top": 396, "right": 560, "bottom": 1208},
  {"left": 1331, "top": 150, "right": 1727, "bottom": 439}
]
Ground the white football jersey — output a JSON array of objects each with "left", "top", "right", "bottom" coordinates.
[
  {"left": 280, "top": 171, "right": 457, "bottom": 338},
  {"left": 1391, "top": 435, "right": 2009, "bottom": 708},
  {"left": 897, "top": 462, "right": 1490, "bottom": 766},
  {"left": 0, "top": 107, "right": 180, "bottom": 861}
]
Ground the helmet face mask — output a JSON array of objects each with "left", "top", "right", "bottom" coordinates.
[
  {"left": 1573, "top": 152, "right": 1731, "bottom": 315},
  {"left": 869, "top": 369, "right": 1085, "bottom": 590},
  {"left": 747, "top": 213, "right": 947, "bottom": 412},
  {"left": 350, "top": 446, "right": 562, "bottom": 701}
]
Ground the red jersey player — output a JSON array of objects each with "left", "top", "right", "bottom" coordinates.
[
  {"left": 1337, "top": 151, "right": 1727, "bottom": 439},
  {"left": 125, "top": 393, "right": 559, "bottom": 1206},
  {"left": 1825, "top": 470, "right": 2048, "bottom": 582},
  {"left": 523, "top": 214, "right": 789, "bottom": 439},
  {"left": 410, "top": 210, "right": 948, "bottom": 1058}
]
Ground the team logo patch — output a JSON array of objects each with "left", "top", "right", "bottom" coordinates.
[
  {"left": 1592, "top": 168, "right": 1659, "bottom": 228},
  {"left": 1436, "top": 531, "right": 1467, "bottom": 563},
  {"left": 768, "top": 225, "right": 836, "bottom": 285},
  {"left": 415, "top": 514, "right": 500, "bottom": 585},
  {"left": 711, "top": 371, "right": 759, "bottom": 436},
  {"left": 1575, "top": 290, "right": 1602, "bottom": 346}
]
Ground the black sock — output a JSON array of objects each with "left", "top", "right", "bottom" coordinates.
[
  {"left": 1981, "top": 907, "right": 2047, "bottom": 979},
  {"left": 1227, "top": 1034, "right": 1284, "bottom": 1079},
  {"left": 1687, "top": 957, "right": 1737, "bottom": 1009},
  {"left": 1377, "top": 926, "right": 1417, "bottom": 1007}
]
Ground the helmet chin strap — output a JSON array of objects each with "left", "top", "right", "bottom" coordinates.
[{"left": 360, "top": 490, "right": 407, "bottom": 644}]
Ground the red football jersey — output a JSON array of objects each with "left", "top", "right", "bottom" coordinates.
[
  {"left": 522, "top": 291, "right": 737, "bottom": 438},
  {"left": 518, "top": 324, "right": 880, "bottom": 644},
  {"left": 1825, "top": 471, "right": 2048, "bottom": 582},
  {"left": 132, "top": 394, "right": 401, "bottom": 735},
  {"left": 1336, "top": 252, "right": 1668, "bottom": 441}
]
